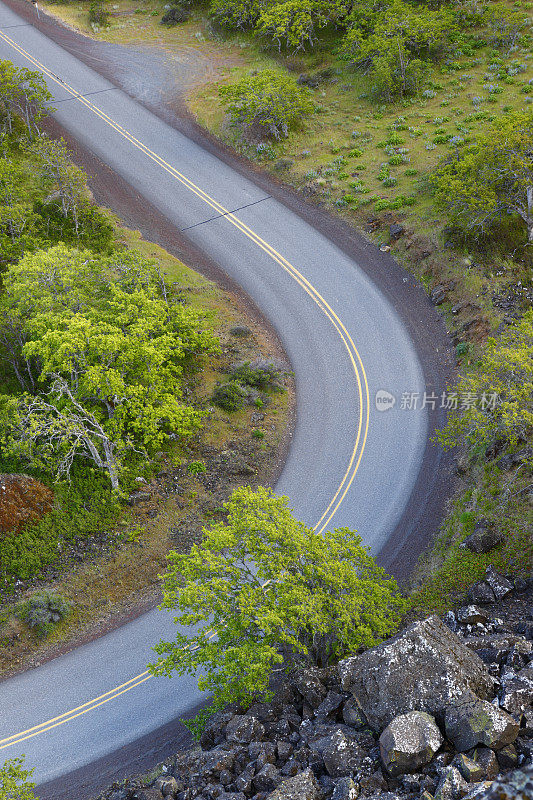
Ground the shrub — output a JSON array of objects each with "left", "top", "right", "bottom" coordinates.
[
  {"left": 161, "top": 4, "right": 191, "bottom": 25},
  {"left": 22, "top": 591, "right": 70, "bottom": 638},
  {"left": 149, "top": 486, "right": 406, "bottom": 712},
  {"left": 211, "top": 380, "right": 247, "bottom": 412},
  {"left": 219, "top": 70, "right": 314, "bottom": 140},
  {"left": 232, "top": 358, "right": 283, "bottom": 390}
]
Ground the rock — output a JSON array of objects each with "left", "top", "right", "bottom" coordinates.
[
  {"left": 484, "top": 567, "right": 513, "bottom": 601},
  {"left": 253, "top": 763, "right": 281, "bottom": 793},
  {"left": 200, "top": 711, "right": 234, "bottom": 749},
  {"left": 431, "top": 286, "right": 447, "bottom": 305},
  {"left": 338, "top": 616, "right": 494, "bottom": 730},
  {"left": 342, "top": 698, "right": 367, "bottom": 729},
  {"left": 135, "top": 790, "right": 164, "bottom": 800},
  {"left": 434, "top": 766, "right": 469, "bottom": 800},
  {"left": 154, "top": 777, "right": 179, "bottom": 796},
  {"left": 481, "top": 761, "right": 533, "bottom": 799},
  {"left": 265, "top": 768, "right": 320, "bottom": 800},
  {"left": 471, "top": 746, "right": 499, "bottom": 779},
  {"left": 226, "top": 715, "right": 265, "bottom": 744},
  {"left": 389, "top": 224, "right": 405, "bottom": 240},
  {"left": 311, "top": 729, "right": 362, "bottom": 778},
  {"left": 293, "top": 668, "right": 327, "bottom": 709},
  {"left": 456, "top": 606, "right": 490, "bottom": 625},
  {"left": 497, "top": 743, "right": 518, "bottom": 769},
  {"left": 462, "top": 521, "right": 503, "bottom": 554},
  {"left": 331, "top": 776, "right": 360, "bottom": 800},
  {"left": 499, "top": 668, "right": 533, "bottom": 716},
  {"left": 444, "top": 695, "right": 520, "bottom": 751},
  {"left": 315, "top": 691, "right": 345, "bottom": 720},
  {"left": 462, "top": 782, "right": 494, "bottom": 799},
  {"left": 496, "top": 448, "right": 532, "bottom": 471},
  {"left": 229, "top": 325, "right": 251, "bottom": 337},
  {"left": 379, "top": 711, "right": 443, "bottom": 775},
  {"left": 453, "top": 754, "right": 484, "bottom": 782},
  {"left": 127, "top": 490, "right": 152, "bottom": 505},
  {"left": 470, "top": 582, "right": 497, "bottom": 605}
]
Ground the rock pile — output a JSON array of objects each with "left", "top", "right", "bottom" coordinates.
[{"left": 96, "top": 571, "right": 533, "bottom": 800}]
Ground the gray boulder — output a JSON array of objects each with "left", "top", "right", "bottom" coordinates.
[
  {"left": 266, "top": 768, "right": 320, "bottom": 800},
  {"left": 499, "top": 667, "right": 533, "bottom": 717},
  {"left": 434, "top": 766, "right": 468, "bottom": 800},
  {"left": 485, "top": 566, "right": 513, "bottom": 600},
  {"left": 481, "top": 761, "right": 533, "bottom": 799},
  {"left": 310, "top": 729, "right": 362, "bottom": 778},
  {"left": 338, "top": 616, "right": 494, "bottom": 730},
  {"left": 453, "top": 754, "right": 484, "bottom": 783},
  {"left": 471, "top": 746, "right": 499, "bottom": 779},
  {"left": 456, "top": 606, "right": 490, "bottom": 625},
  {"left": 331, "top": 777, "right": 360, "bottom": 800},
  {"left": 379, "top": 711, "right": 443, "bottom": 775},
  {"left": 253, "top": 763, "right": 281, "bottom": 793},
  {"left": 226, "top": 714, "right": 265, "bottom": 744},
  {"left": 462, "top": 521, "right": 503, "bottom": 554},
  {"left": 293, "top": 668, "right": 327, "bottom": 708},
  {"left": 444, "top": 695, "right": 520, "bottom": 751}
]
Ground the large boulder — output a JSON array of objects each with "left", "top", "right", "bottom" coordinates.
[
  {"left": 434, "top": 766, "right": 468, "bottom": 800},
  {"left": 462, "top": 520, "right": 503, "bottom": 554},
  {"left": 310, "top": 729, "right": 362, "bottom": 778},
  {"left": 444, "top": 694, "right": 520, "bottom": 751},
  {"left": 379, "top": 711, "right": 443, "bottom": 775},
  {"left": 338, "top": 616, "right": 494, "bottom": 730},
  {"left": 481, "top": 761, "right": 533, "bottom": 799},
  {"left": 266, "top": 768, "right": 320, "bottom": 800}
]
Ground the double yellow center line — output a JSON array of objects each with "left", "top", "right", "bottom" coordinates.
[{"left": 0, "top": 24, "right": 369, "bottom": 750}]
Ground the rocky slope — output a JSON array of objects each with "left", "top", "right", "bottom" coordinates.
[{"left": 94, "top": 569, "right": 532, "bottom": 800}]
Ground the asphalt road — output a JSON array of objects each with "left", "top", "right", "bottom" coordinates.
[{"left": 0, "top": 3, "right": 454, "bottom": 796}]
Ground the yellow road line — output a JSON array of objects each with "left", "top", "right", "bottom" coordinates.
[{"left": 0, "top": 27, "right": 370, "bottom": 748}]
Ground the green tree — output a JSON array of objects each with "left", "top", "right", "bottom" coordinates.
[
  {"left": 431, "top": 112, "right": 533, "bottom": 243},
  {"left": 219, "top": 69, "right": 314, "bottom": 139},
  {"left": 438, "top": 310, "right": 533, "bottom": 452},
  {"left": 257, "top": 0, "right": 347, "bottom": 51},
  {"left": 342, "top": 0, "right": 455, "bottom": 98},
  {"left": 0, "top": 60, "right": 52, "bottom": 137},
  {"left": 150, "top": 486, "right": 406, "bottom": 710},
  {"left": 0, "top": 246, "right": 218, "bottom": 490},
  {"left": 0, "top": 758, "right": 36, "bottom": 800}
]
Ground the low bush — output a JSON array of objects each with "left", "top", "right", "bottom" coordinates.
[
  {"left": 211, "top": 380, "right": 247, "bottom": 412},
  {"left": 22, "top": 591, "right": 70, "bottom": 638}
]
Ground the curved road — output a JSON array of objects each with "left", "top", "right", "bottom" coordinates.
[{"left": 0, "top": 2, "right": 454, "bottom": 796}]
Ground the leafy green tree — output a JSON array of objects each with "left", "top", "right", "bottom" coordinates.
[
  {"left": 150, "top": 486, "right": 406, "bottom": 710},
  {"left": 438, "top": 310, "right": 533, "bottom": 452},
  {"left": 0, "top": 60, "right": 52, "bottom": 137},
  {"left": 257, "top": 0, "right": 346, "bottom": 51},
  {"left": 0, "top": 246, "right": 218, "bottom": 490},
  {"left": 0, "top": 758, "right": 36, "bottom": 800},
  {"left": 431, "top": 112, "right": 533, "bottom": 243},
  {"left": 219, "top": 70, "right": 314, "bottom": 139},
  {"left": 342, "top": 0, "right": 454, "bottom": 98},
  {"left": 210, "top": 0, "right": 264, "bottom": 30}
]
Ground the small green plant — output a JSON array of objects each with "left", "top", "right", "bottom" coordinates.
[
  {"left": 187, "top": 460, "right": 207, "bottom": 475},
  {"left": 22, "top": 592, "right": 70, "bottom": 638},
  {"left": 212, "top": 381, "right": 246, "bottom": 412},
  {"left": 252, "top": 429, "right": 265, "bottom": 439}
]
